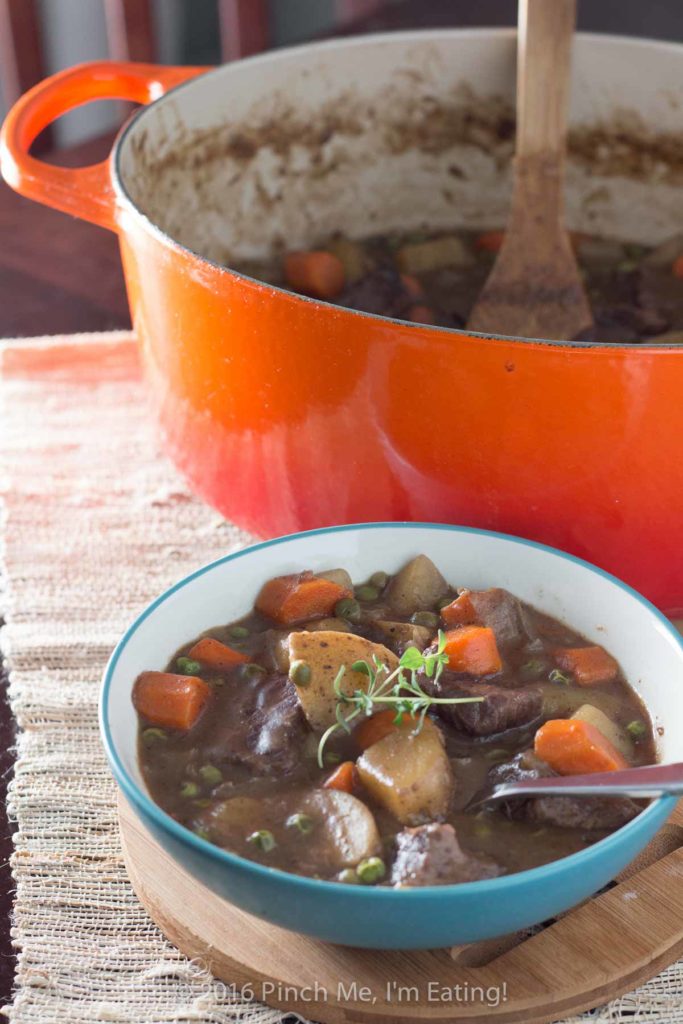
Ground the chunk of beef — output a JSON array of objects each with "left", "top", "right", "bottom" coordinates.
[
  {"left": 424, "top": 670, "right": 543, "bottom": 736},
  {"left": 526, "top": 794, "right": 640, "bottom": 830},
  {"left": 338, "top": 266, "right": 410, "bottom": 318},
  {"left": 467, "top": 588, "right": 535, "bottom": 649},
  {"left": 489, "top": 753, "right": 640, "bottom": 830},
  {"left": 391, "top": 823, "right": 501, "bottom": 887},
  {"left": 199, "top": 673, "right": 307, "bottom": 775},
  {"left": 489, "top": 750, "right": 549, "bottom": 786},
  {"left": 593, "top": 300, "right": 669, "bottom": 341},
  {"left": 247, "top": 675, "right": 307, "bottom": 771},
  {"left": 638, "top": 263, "right": 683, "bottom": 333}
]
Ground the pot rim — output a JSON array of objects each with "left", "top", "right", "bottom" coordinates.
[
  {"left": 100, "top": 520, "right": 682, "bottom": 901},
  {"left": 111, "top": 27, "right": 683, "bottom": 353}
]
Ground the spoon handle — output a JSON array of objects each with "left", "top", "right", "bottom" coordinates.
[
  {"left": 516, "top": 0, "right": 577, "bottom": 159},
  {"left": 491, "top": 761, "right": 683, "bottom": 802}
]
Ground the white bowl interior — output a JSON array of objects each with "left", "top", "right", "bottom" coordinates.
[{"left": 105, "top": 525, "right": 683, "bottom": 798}]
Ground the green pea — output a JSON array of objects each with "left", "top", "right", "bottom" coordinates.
[
  {"left": 519, "top": 658, "right": 549, "bottom": 682},
  {"left": 335, "top": 597, "right": 361, "bottom": 622},
  {"left": 410, "top": 610, "right": 439, "bottom": 628},
  {"left": 193, "top": 798, "right": 211, "bottom": 808},
  {"left": 338, "top": 868, "right": 359, "bottom": 884},
  {"left": 241, "top": 662, "right": 267, "bottom": 681},
  {"left": 289, "top": 660, "right": 311, "bottom": 688},
  {"left": 199, "top": 765, "right": 223, "bottom": 786},
  {"left": 627, "top": 719, "right": 647, "bottom": 739},
  {"left": 624, "top": 242, "right": 647, "bottom": 261},
  {"left": 180, "top": 781, "right": 199, "bottom": 798},
  {"left": 549, "top": 669, "right": 572, "bottom": 685},
  {"left": 194, "top": 827, "right": 210, "bottom": 841},
  {"left": 369, "top": 571, "right": 389, "bottom": 591},
  {"left": 228, "top": 625, "right": 250, "bottom": 639},
  {"left": 286, "top": 813, "right": 314, "bottom": 835},
  {"left": 177, "top": 656, "right": 202, "bottom": 675},
  {"left": 355, "top": 584, "right": 379, "bottom": 602},
  {"left": 141, "top": 728, "right": 167, "bottom": 747},
  {"left": 247, "top": 829, "right": 276, "bottom": 852},
  {"left": 356, "top": 856, "right": 386, "bottom": 885}
]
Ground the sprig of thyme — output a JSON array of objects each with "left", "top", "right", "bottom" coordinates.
[{"left": 316, "top": 629, "right": 484, "bottom": 767}]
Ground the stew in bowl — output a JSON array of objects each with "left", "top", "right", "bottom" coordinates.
[
  {"left": 103, "top": 523, "right": 683, "bottom": 947},
  {"left": 134, "top": 554, "right": 656, "bottom": 887}
]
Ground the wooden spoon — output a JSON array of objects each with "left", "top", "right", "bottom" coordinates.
[{"left": 467, "top": 0, "right": 593, "bottom": 341}]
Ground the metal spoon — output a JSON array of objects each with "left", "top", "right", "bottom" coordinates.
[{"left": 471, "top": 762, "right": 683, "bottom": 810}]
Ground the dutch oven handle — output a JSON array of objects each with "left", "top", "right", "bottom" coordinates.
[{"left": 0, "top": 61, "right": 206, "bottom": 232}]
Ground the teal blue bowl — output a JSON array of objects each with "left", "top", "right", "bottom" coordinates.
[{"left": 100, "top": 523, "right": 683, "bottom": 948}]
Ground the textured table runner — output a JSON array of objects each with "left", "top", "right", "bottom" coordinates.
[{"left": 1, "top": 331, "right": 682, "bottom": 1023}]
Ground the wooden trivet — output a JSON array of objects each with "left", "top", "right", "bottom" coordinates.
[{"left": 119, "top": 794, "right": 683, "bottom": 1024}]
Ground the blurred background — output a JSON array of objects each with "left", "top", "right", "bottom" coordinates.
[{"left": 1, "top": 0, "right": 681, "bottom": 337}]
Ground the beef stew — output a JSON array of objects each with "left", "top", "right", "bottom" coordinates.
[
  {"left": 134, "top": 556, "right": 656, "bottom": 887},
  {"left": 236, "top": 230, "right": 683, "bottom": 343}
]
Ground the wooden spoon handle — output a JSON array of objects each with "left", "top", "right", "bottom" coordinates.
[{"left": 516, "top": 0, "right": 577, "bottom": 158}]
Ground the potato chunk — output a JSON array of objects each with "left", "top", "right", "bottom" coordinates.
[
  {"left": 385, "top": 555, "right": 448, "bottom": 616},
  {"left": 356, "top": 717, "right": 453, "bottom": 824},
  {"left": 288, "top": 631, "right": 399, "bottom": 732},
  {"left": 325, "top": 237, "right": 370, "bottom": 283},
  {"left": 302, "top": 789, "right": 381, "bottom": 869},
  {"left": 397, "top": 235, "right": 472, "bottom": 274},
  {"left": 571, "top": 704, "right": 633, "bottom": 761},
  {"left": 316, "top": 568, "right": 353, "bottom": 591},
  {"left": 372, "top": 620, "right": 433, "bottom": 651},
  {"left": 200, "top": 788, "right": 381, "bottom": 874},
  {"left": 302, "top": 617, "right": 356, "bottom": 633}
]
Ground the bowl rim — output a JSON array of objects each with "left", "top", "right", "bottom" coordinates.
[
  {"left": 111, "top": 28, "right": 683, "bottom": 353},
  {"left": 100, "top": 521, "right": 682, "bottom": 899}
]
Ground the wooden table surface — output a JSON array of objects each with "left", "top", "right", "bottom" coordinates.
[{"left": 1, "top": 0, "right": 681, "bottom": 1010}]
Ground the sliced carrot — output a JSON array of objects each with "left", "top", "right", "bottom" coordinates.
[
  {"left": 441, "top": 592, "right": 478, "bottom": 628},
  {"left": 475, "top": 230, "right": 505, "bottom": 253},
  {"left": 188, "top": 636, "right": 251, "bottom": 669},
  {"left": 255, "top": 571, "right": 351, "bottom": 625},
  {"left": 400, "top": 273, "right": 424, "bottom": 298},
  {"left": 672, "top": 254, "right": 683, "bottom": 279},
  {"left": 534, "top": 718, "right": 627, "bottom": 775},
  {"left": 284, "top": 251, "right": 345, "bottom": 299},
  {"left": 406, "top": 304, "right": 435, "bottom": 325},
  {"left": 133, "top": 671, "right": 211, "bottom": 731},
  {"left": 553, "top": 646, "right": 619, "bottom": 686},
  {"left": 443, "top": 626, "right": 502, "bottom": 675},
  {"left": 354, "top": 709, "right": 400, "bottom": 751},
  {"left": 323, "top": 760, "right": 357, "bottom": 793}
]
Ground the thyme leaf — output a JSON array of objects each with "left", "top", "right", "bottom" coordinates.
[{"left": 316, "top": 629, "right": 484, "bottom": 767}]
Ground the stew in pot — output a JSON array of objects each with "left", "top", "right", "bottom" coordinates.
[
  {"left": 236, "top": 230, "right": 683, "bottom": 344},
  {"left": 134, "top": 556, "right": 656, "bottom": 887}
]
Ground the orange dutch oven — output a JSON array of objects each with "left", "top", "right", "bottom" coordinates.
[{"left": 2, "top": 30, "right": 682, "bottom": 613}]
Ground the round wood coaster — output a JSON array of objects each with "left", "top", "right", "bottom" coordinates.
[{"left": 119, "top": 794, "right": 683, "bottom": 1024}]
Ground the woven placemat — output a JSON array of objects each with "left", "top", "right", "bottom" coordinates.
[{"left": 1, "top": 331, "right": 682, "bottom": 1024}]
